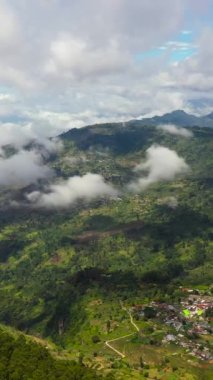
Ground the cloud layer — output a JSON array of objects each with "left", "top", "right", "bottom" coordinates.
[
  {"left": 0, "top": 120, "right": 62, "bottom": 189},
  {"left": 0, "top": 150, "right": 53, "bottom": 187},
  {"left": 129, "top": 145, "right": 189, "bottom": 191},
  {"left": 26, "top": 173, "right": 118, "bottom": 208},
  {"left": 0, "top": 141, "right": 189, "bottom": 208},
  {"left": 0, "top": 0, "right": 186, "bottom": 89},
  {"left": 0, "top": 121, "right": 62, "bottom": 155},
  {"left": 157, "top": 124, "right": 193, "bottom": 137},
  {"left": 0, "top": 1, "right": 209, "bottom": 200},
  {"left": 0, "top": 0, "right": 212, "bottom": 133}
]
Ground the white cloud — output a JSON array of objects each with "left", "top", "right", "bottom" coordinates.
[
  {"left": 0, "top": 1, "right": 211, "bottom": 137},
  {"left": 157, "top": 124, "right": 193, "bottom": 137},
  {"left": 39, "top": 0, "right": 185, "bottom": 52},
  {"left": 0, "top": 93, "right": 14, "bottom": 102},
  {"left": 0, "top": 1, "right": 19, "bottom": 48},
  {"left": 0, "top": 0, "right": 187, "bottom": 92},
  {"left": 171, "top": 28, "right": 213, "bottom": 92},
  {"left": 128, "top": 145, "right": 189, "bottom": 191},
  {"left": 26, "top": 173, "right": 118, "bottom": 208},
  {"left": 0, "top": 1, "right": 34, "bottom": 91},
  {"left": 0, "top": 122, "right": 62, "bottom": 153},
  {"left": 164, "top": 40, "right": 197, "bottom": 51},
  {"left": 26, "top": 108, "right": 138, "bottom": 132},
  {"left": 44, "top": 33, "right": 130, "bottom": 81},
  {"left": 0, "top": 150, "right": 53, "bottom": 188}
]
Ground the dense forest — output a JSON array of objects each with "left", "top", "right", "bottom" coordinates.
[
  {"left": 0, "top": 122, "right": 212, "bottom": 379},
  {"left": 0, "top": 326, "right": 114, "bottom": 380}
]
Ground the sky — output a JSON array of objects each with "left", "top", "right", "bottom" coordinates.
[{"left": 0, "top": 0, "right": 213, "bottom": 137}]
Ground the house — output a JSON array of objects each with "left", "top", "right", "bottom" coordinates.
[{"left": 163, "top": 334, "right": 176, "bottom": 343}]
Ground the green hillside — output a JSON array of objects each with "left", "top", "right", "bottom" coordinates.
[
  {"left": 0, "top": 325, "right": 113, "bottom": 380},
  {"left": 0, "top": 122, "right": 212, "bottom": 379}
]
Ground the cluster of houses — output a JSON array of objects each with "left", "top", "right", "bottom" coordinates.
[
  {"left": 131, "top": 289, "right": 213, "bottom": 361},
  {"left": 181, "top": 294, "right": 212, "bottom": 318}
]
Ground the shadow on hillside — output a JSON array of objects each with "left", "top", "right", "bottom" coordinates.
[
  {"left": 62, "top": 125, "right": 159, "bottom": 154},
  {"left": 144, "top": 205, "right": 211, "bottom": 247}
]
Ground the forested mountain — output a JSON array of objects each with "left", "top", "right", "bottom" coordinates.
[
  {"left": 131, "top": 110, "right": 213, "bottom": 128},
  {"left": 0, "top": 120, "right": 212, "bottom": 379}
]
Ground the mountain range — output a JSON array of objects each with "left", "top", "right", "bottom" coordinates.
[{"left": 128, "top": 110, "right": 213, "bottom": 128}]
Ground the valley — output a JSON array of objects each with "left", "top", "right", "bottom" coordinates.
[{"left": 0, "top": 120, "right": 212, "bottom": 379}]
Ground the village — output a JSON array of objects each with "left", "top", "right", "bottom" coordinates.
[{"left": 131, "top": 288, "right": 213, "bottom": 362}]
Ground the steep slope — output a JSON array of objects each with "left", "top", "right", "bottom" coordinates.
[{"left": 0, "top": 325, "right": 111, "bottom": 380}]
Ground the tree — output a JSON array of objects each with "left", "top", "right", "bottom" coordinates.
[
  {"left": 106, "top": 320, "right": 111, "bottom": 334},
  {"left": 139, "top": 356, "right": 144, "bottom": 368},
  {"left": 92, "top": 335, "right": 101, "bottom": 344}
]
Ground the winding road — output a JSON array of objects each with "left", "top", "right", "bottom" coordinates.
[
  {"left": 105, "top": 333, "right": 134, "bottom": 358},
  {"left": 105, "top": 302, "right": 139, "bottom": 358}
]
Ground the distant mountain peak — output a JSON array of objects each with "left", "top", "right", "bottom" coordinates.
[
  {"left": 61, "top": 109, "right": 213, "bottom": 139},
  {"left": 167, "top": 110, "right": 188, "bottom": 115},
  {"left": 206, "top": 111, "right": 213, "bottom": 119},
  {"left": 136, "top": 109, "right": 213, "bottom": 128}
]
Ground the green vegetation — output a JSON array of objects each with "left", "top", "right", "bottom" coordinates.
[
  {"left": 0, "top": 123, "right": 212, "bottom": 378},
  {"left": 0, "top": 325, "right": 113, "bottom": 380}
]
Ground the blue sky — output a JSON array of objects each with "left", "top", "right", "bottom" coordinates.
[
  {"left": 169, "top": 31, "right": 197, "bottom": 62},
  {"left": 136, "top": 30, "right": 198, "bottom": 63}
]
